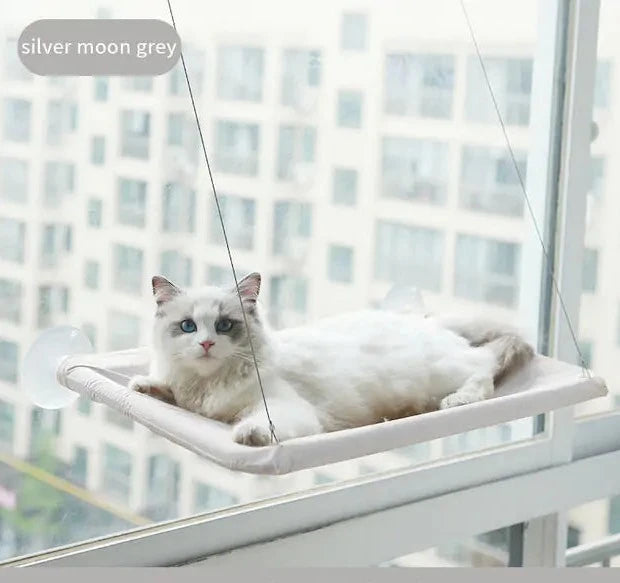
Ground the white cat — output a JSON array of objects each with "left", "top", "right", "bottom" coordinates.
[{"left": 129, "top": 273, "right": 534, "bottom": 446}]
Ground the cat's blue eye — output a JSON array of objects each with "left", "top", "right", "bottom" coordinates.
[
  {"left": 180, "top": 319, "right": 197, "bottom": 333},
  {"left": 215, "top": 318, "right": 233, "bottom": 333}
]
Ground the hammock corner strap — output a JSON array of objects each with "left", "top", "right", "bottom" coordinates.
[{"left": 54, "top": 346, "right": 606, "bottom": 475}]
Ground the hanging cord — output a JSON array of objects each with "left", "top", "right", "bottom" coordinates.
[
  {"left": 458, "top": 0, "right": 591, "bottom": 378},
  {"left": 165, "top": 0, "right": 278, "bottom": 442}
]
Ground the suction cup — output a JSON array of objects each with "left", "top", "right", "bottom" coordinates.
[
  {"left": 381, "top": 285, "right": 426, "bottom": 314},
  {"left": 22, "top": 326, "right": 94, "bottom": 410}
]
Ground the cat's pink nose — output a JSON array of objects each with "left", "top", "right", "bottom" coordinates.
[{"left": 200, "top": 340, "right": 215, "bottom": 354}]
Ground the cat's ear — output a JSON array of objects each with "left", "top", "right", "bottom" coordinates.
[
  {"left": 152, "top": 275, "right": 181, "bottom": 306},
  {"left": 234, "top": 272, "right": 261, "bottom": 304}
]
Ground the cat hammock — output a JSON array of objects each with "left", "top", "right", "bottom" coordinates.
[
  {"left": 19, "top": 1, "right": 608, "bottom": 475},
  {"left": 40, "top": 342, "right": 603, "bottom": 475}
]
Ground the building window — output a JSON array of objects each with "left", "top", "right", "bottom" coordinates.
[
  {"left": 168, "top": 46, "right": 205, "bottom": 96},
  {"left": 102, "top": 444, "right": 133, "bottom": 504},
  {"left": 454, "top": 235, "right": 521, "bottom": 307},
  {"left": 0, "top": 278, "right": 22, "bottom": 323},
  {"left": 332, "top": 168, "right": 358, "bottom": 206},
  {"left": 167, "top": 113, "right": 184, "bottom": 145},
  {"left": 281, "top": 49, "right": 321, "bottom": 108},
  {"left": 44, "top": 162, "right": 75, "bottom": 206},
  {"left": 270, "top": 275, "right": 308, "bottom": 325},
  {"left": 167, "top": 113, "right": 199, "bottom": 163},
  {"left": 0, "top": 340, "right": 18, "bottom": 384},
  {"left": 4, "top": 38, "right": 31, "bottom": 81},
  {"left": 385, "top": 54, "right": 454, "bottom": 119},
  {"left": 117, "top": 179, "right": 147, "bottom": 228},
  {"left": 105, "top": 408, "right": 134, "bottom": 431},
  {"left": 273, "top": 201, "right": 312, "bottom": 256},
  {"left": 76, "top": 395, "right": 91, "bottom": 415},
  {"left": 70, "top": 446, "right": 88, "bottom": 486},
  {"left": 88, "top": 198, "right": 103, "bottom": 228},
  {"left": 113, "top": 244, "right": 144, "bottom": 295},
  {"left": 337, "top": 90, "right": 363, "bottom": 128},
  {"left": 194, "top": 482, "right": 238, "bottom": 513},
  {"left": 46, "top": 100, "right": 78, "bottom": 145},
  {"left": 122, "top": 77, "right": 153, "bottom": 92},
  {"left": 91, "top": 136, "right": 106, "bottom": 165},
  {"left": 30, "top": 409, "right": 62, "bottom": 456},
  {"left": 94, "top": 77, "right": 109, "bottom": 101},
  {"left": 40, "top": 223, "right": 72, "bottom": 268},
  {"left": 210, "top": 195, "right": 255, "bottom": 250},
  {"left": 217, "top": 46, "right": 264, "bottom": 102},
  {"left": 382, "top": 137, "right": 448, "bottom": 204},
  {"left": 120, "top": 110, "right": 150, "bottom": 159},
  {"left": 466, "top": 57, "right": 532, "bottom": 126},
  {"left": 578, "top": 341, "right": 593, "bottom": 368},
  {"left": 277, "top": 125, "right": 316, "bottom": 181},
  {"left": 38, "top": 285, "right": 70, "bottom": 328},
  {"left": 145, "top": 455, "right": 180, "bottom": 521},
  {"left": 162, "top": 183, "right": 196, "bottom": 233},
  {"left": 0, "top": 218, "right": 25, "bottom": 263},
  {"left": 0, "top": 157, "right": 28, "bottom": 203},
  {"left": 582, "top": 248, "right": 598, "bottom": 293},
  {"left": 594, "top": 60, "right": 612, "bottom": 109},
  {"left": 374, "top": 221, "right": 444, "bottom": 292},
  {"left": 81, "top": 322, "right": 97, "bottom": 349},
  {"left": 0, "top": 399, "right": 15, "bottom": 450},
  {"left": 84, "top": 260, "right": 100, "bottom": 290},
  {"left": 108, "top": 311, "right": 141, "bottom": 351},
  {"left": 3, "top": 98, "right": 31, "bottom": 142},
  {"left": 328, "top": 245, "right": 354, "bottom": 283},
  {"left": 341, "top": 13, "right": 367, "bottom": 51},
  {"left": 160, "top": 250, "right": 193, "bottom": 287},
  {"left": 214, "top": 120, "right": 259, "bottom": 176},
  {"left": 206, "top": 265, "right": 232, "bottom": 287},
  {"left": 460, "top": 146, "right": 526, "bottom": 217}
]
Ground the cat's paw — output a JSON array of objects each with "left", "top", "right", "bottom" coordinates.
[
  {"left": 128, "top": 376, "right": 175, "bottom": 404},
  {"left": 439, "top": 393, "right": 467, "bottom": 410},
  {"left": 232, "top": 420, "right": 273, "bottom": 447},
  {"left": 128, "top": 375, "right": 155, "bottom": 393}
]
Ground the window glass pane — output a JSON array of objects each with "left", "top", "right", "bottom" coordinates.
[
  {"left": 0, "top": 278, "right": 22, "bottom": 323},
  {"left": 217, "top": 46, "right": 264, "bottom": 102},
  {"left": 0, "top": 0, "right": 554, "bottom": 560},
  {"left": 337, "top": 90, "right": 363, "bottom": 128},
  {"left": 102, "top": 444, "right": 132, "bottom": 504},
  {"left": 385, "top": 54, "right": 454, "bottom": 118},
  {"left": 341, "top": 13, "right": 368, "bottom": 51},
  {"left": 332, "top": 167, "right": 358, "bottom": 206},
  {"left": 466, "top": 57, "right": 532, "bottom": 125},
  {"left": 91, "top": 136, "right": 106, "bottom": 165},
  {"left": 3, "top": 98, "right": 31, "bottom": 142},
  {"left": 382, "top": 137, "right": 448, "bottom": 204},
  {"left": 328, "top": 245, "right": 354, "bottom": 283},
  {"left": 117, "top": 179, "right": 147, "bottom": 227},
  {"left": 113, "top": 245, "right": 143, "bottom": 294},
  {"left": 214, "top": 120, "right": 259, "bottom": 175},
  {"left": 0, "top": 157, "right": 28, "bottom": 203},
  {"left": 210, "top": 194, "right": 255, "bottom": 250},
  {"left": 575, "top": 0, "right": 619, "bottom": 416}
]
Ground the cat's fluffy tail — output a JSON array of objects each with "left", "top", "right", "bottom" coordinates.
[{"left": 433, "top": 314, "right": 535, "bottom": 384}]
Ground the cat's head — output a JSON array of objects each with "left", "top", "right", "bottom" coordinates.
[{"left": 150, "top": 272, "right": 266, "bottom": 374}]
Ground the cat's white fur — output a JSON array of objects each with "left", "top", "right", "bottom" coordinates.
[{"left": 129, "top": 273, "right": 534, "bottom": 446}]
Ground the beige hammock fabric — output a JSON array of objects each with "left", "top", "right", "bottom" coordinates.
[{"left": 56, "top": 348, "right": 607, "bottom": 475}]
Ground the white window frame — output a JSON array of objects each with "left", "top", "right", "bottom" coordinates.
[{"left": 3, "top": 0, "right": 614, "bottom": 568}]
